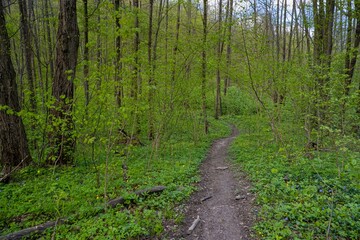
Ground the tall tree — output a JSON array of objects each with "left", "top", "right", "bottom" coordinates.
[
  {"left": 83, "top": 0, "right": 90, "bottom": 107},
  {"left": 170, "top": 0, "right": 181, "bottom": 111},
  {"left": 18, "top": 0, "right": 36, "bottom": 111},
  {"left": 215, "top": 0, "right": 223, "bottom": 119},
  {"left": 224, "top": 0, "right": 233, "bottom": 95},
  {"left": 312, "top": 0, "right": 335, "bottom": 127},
  {"left": 0, "top": 2, "right": 32, "bottom": 182},
  {"left": 344, "top": 0, "right": 360, "bottom": 95},
  {"left": 48, "top": 0, "right": 79, "bottom": 164},
  {"left": 115, "top": 0, "right": 123, "bottom": 107},
  {"left": 148, "top": 0, "right": 155, "bottom": 140},
  {"left": 202, "top": 0, "right": 209, "bottom": 133}
]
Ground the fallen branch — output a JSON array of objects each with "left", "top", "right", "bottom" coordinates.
[
  {"left": 0, "top": 218, "right": 66, "bottom": 240},
  {"left": 107, "top": 185, "right": 166, "bottom": 208},
  {"left": 200, "top": 195, "right": 212, "bottom": 202},
  {"left": 215, "top": 166, "right": 228, "bottom": 170},
  {"left": 1, "top": 186, "right": 166, "bottom": 239},
  {"left": 187, "top": 215, "right": 200, "bottom": 235}
]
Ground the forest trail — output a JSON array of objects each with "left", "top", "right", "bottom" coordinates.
[{"left": 177, "top": 126, "right": 257, "bottom": 240}]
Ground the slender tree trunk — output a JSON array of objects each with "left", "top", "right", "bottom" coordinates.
[
  {"left": 18, "top": 0, "right": 36, "bottom": 112},
  {"left": 215, "top": 0, "right": 223, "bottom": 119},
  {"left": 202, "top": 0, "right": 209, "bottom": 134},
  {"left": 132, "top": 0, "right": 140, "bottom": 99},
  {"left": 0, "top": 3, "right": 32, "bottom": 182},
  {"left": 44, "top": 0, "right": 54, "bottom": 84},
  {"left": 115, "top": 0, "right": 123, "bottom": 107},
  {"left": 300, "top": 0, "right": 311, "bottom": 55},
  {"left": 344, "top": 0, "right": 360, "bottom": 95},
  {"left": 282, "top": 0, "right": 287, "bottom": 62},
  {"left": 48, "top": 0, "right": 80, "bottom": 165},
  {"left": 96, "top": 0, "right": 102, "bottom": 90},
  {"left": 83, "top": 0, "right": 90, "bottom": 107},
  {"left": 224, "top": 0, "right": 233, "bottom": 95},
  {"left": 170, "top": 1, "right": 181, "bottom": 111},
  {"left": 132, "top": 0, "right": 140, "bottom": 134},
  {"left": 312, "top": 0, "right": 335, "bottom": 138},
  {"left": 185, "top": 0, "right": 192, "bottom": 81},
  {"left": 148, "top": 0, "right": 155, "bottom": 140},
  {"left": 287, "top": 0, "right": 296, "bottom": 60}
]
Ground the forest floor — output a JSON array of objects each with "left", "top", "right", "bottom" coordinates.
[{"left": 169, "top": 126, "right": 258, "bottom": 240}]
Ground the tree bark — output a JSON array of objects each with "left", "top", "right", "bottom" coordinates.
[
  {"left": 18, "top": 0, "right": 36, "bottom": 112},
  {"left": 0, "top": 2, "right": 32, "bottom": 182},
  {"left": 215, "top": 0, "right": 223, "bottom": 119},
  {"left": 202, "top": 0, "right": 209, "bottom": 134},
  {"left": 83, "top": 0, "right": 90, "bottom": 107},
  {"left": 115, "top": 0, "right": 123, "bottom": 107},
  {"left": 170, "top": 1, "right": 181, "bottom": 111},
  {"left": 224, "top": 0, "right": 233, "bottom": 95},
  {"left": 148, "top": 0, "right": 155, "bottom": 140},
  {"left": 48, "top": 0, "right": 79, "bottom": 165},
  {"left": 344, "top": 0, "right": 360, "bottom": 95}
]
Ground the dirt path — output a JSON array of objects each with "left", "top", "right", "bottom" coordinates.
[{"left": 177, "top": 126, "right": 257, "bottom": 240}]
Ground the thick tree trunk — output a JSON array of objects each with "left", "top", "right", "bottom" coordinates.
[
  {"left": 0, "top": 3, "right": 32, "bottom": 182},
  {"left": 48, "top": 0, "right": 79, "bottom": 165}
]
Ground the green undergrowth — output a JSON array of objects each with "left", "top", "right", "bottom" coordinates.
[
  {"left": 229, "top": 115, "right": 360, "bottom": 240},
  {"left": 0, "top": 118, "right": 230, "bottom": 239}
]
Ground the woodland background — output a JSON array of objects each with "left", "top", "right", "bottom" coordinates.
[{"left": 0, "top": 0, "right": 359, "bottom": 238}]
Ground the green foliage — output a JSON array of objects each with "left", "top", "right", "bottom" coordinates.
[
  {"left": 229, "top": 115, "right": 360, "bottom": 239},
  {"left": 222, "top": 87, "right": 257, "bottom": 116},
  {"left": 0, "top": 118, "right": 229, "bottom": 238}
]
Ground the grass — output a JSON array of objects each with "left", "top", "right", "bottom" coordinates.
[
  {"left": 0, "top": 118, "right": 230, "bottom": 239},
  {"left": 228, "top": 115, "right": 360, "bottom": 239}
]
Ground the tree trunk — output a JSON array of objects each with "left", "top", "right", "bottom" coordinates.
[
  {"left": 115, "top": 0, "right": 123, "bottom": 107},
  {"left": 345, "top": 0, "right": 360, "bottom": 95},
  {"left": 202, "top": 0, "right": 209, "bottom": 134},
  {"left": 83, "top": 0, "right": 90, "bottom": 107},
  {"left": 170, "top": 1, "right": 181, "bottom": 111},
  {"left": 48, "top": 0, "right": 79, "bottom": 165},
  {"left": 224, "top": 0, "right": 233, "bottom": 95},
  {"left": 18, "top": 0, "right": 36, "bottom": 112},
  {"left": 148, "top": 0, "right": 155, "bottom": 140},
  {"left": 0, "top": 3, "right": 32, "bottom": 182},
  {"left": 215, "top": 0, "right": 223, "bottom": 119}
]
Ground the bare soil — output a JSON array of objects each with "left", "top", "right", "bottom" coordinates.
[{"left": 167, "top": 126, "right": 258, "bottom": 240}]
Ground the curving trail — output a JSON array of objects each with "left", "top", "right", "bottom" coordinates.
[{"left": 180, "top": 126, "right": 257, "bottom": 240}]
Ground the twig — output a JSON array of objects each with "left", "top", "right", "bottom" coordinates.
[
  {"left": 187, "top": 215, "right": 200, "bottom": 235},
  {"left": 215, "top": 166, "right": 228, "bottom": 170},
  {"left": 200, "top": 196, "right": 212, "bottom": 202}
]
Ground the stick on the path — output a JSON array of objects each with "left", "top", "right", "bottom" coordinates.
[
  {"left": 200, "top": 195, "right": 212, "bottom": 202},
  {"left": 215, "top": 166, "right": 228, "bottom": 170},
  {"left": 187, "top": 215, "right": 200, "bottom": 235}
]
